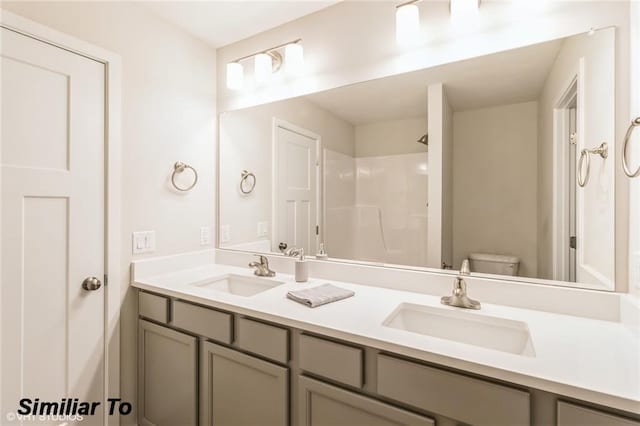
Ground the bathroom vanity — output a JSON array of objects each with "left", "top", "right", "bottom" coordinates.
[{"left": 132, "top": 256, "right": 640, "bottom": 426}]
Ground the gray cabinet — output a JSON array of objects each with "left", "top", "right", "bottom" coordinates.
[
  {"left": 138, "top": 319, "right": 198, "bottom": 426},
  {"left": 299, "top": 376, "right": 434, "bottom": 426},
  {"left": 200, "top": 341, "right": 288, "bottom": 426}
]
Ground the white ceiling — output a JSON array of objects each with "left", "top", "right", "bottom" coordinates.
[
  {"left": 139, "top": 1, "right": 339, "bottom": 48},
  {"left": 305, "top": 38, "right": 565, "bottom": 125}
]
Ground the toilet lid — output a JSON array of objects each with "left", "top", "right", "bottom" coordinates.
[{"left": 469, "top": 253, "right": 520, "bottom": 264}]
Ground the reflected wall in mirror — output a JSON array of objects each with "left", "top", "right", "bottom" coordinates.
[{"left": 219, "top": 28, "right": 616, "bottom": 291}]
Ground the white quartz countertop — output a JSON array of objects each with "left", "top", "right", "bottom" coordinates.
[{"left": 132, "top": 262, "right": 640, "bottom": 414}]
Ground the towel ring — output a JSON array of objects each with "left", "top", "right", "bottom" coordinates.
[
  {"left": 171, "top": 161, "right": 198, "bottom": 192},
  {"left": 622, "top": 117, "right": 640, "bottom": 178},
  {"left": 578, "top": 142, "right": 608, "bottom": 187},
  {"left": 240, "top": 170, "right": 256, "bottom": 194}
]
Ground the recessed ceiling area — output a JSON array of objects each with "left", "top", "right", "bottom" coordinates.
[
  {"left": 305, "top": 37, "right": 564, "bottom": 125},
  {"left": 139, "top": 1, "right": 340, "bottom": 48}
]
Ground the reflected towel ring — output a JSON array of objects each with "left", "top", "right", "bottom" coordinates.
[
  {"left": 171, "top": 161, "right": 198, "bottom": 192},
  {"left": 240, "top": 170, "right": 256, "bottom": 194},
  {"left": 622, "top": 117, "right": 640, "bottom": 178},
  {"left": 578, "top": 142, "right": 608, "bottom": 187}
]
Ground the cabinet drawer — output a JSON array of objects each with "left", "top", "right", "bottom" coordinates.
[
  {"left": 377, "top": 354, "right": 530, "bottom": 426},
  {"left": 138, "top": 291, "right": 169, "bottom": 324},
  {"left": 299, "top": 376, "right": 434, "bottom": 426},
  {"left": 299, "top": 334, "right": 363, "bottom": 388},
  {"left": 172, "top": 301, "right": 232, "bottom": 344},
  {"left": 236, "top": 317, "right": 289, "bottom": 364},
  {"left": 558, "top": 402, "right": 640, "bottom": 426}
]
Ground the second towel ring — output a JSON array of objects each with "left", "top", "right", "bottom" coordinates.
[
  {"left": 171, "top": 162, "right": 198, "bottom": 192},
  {"left": 240, "top": 170, "right": 256, "bottom": 194},
  {"left": 622, "top": 116, "right": 640, "bottom": 178},
  {"left": 578, "top": 142, "right": 608, "bottom": 187}
]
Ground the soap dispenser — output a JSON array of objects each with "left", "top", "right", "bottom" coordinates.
[
  {"left": 295, "top": 249, "right": 309, "bottom": 282},
  {"left": 316, "top": 243, "right": 328, "bottom": 260}
]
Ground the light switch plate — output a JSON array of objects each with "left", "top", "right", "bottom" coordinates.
[
  {"left": 132, "top": 231, "right": 156, "bottom": 254},
  {"left": 200, "top": 226, "right": 211, "bottom": 246},
  {"left": 257, "top": 221, "right": 269, "bottom": 237},
  {"left": 220, "top": 225, "right": 231, "bottom": 243}
]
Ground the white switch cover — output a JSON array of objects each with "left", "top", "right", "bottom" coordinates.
[
  {"left": 132, "top": 231, "right": 156, "bottom": 254},
  {"left": 257, "top": 221, "right": 269, "bottom": 237},
  {"left": 220, "top": 225, "right": 231, "bottom": 243},
  {"left": 200, "top": 226, "right": 211, "bottom": 246}
]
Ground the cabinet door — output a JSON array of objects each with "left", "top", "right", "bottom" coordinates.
[
  {"left": 200, "top": 341, "right": 288, "bottom": 426},
  {"left": 299, "top": 376, "right": 434, "bottom": 426},
  {"left": 138, "top": 319, "right": 198, "bottom": 426}
]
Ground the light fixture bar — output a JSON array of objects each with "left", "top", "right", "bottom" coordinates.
[
  {"left": 395, "top": 0, "right": 422, "bottom": 8},
  {"left": 232, "top": 38, "right": 302, "bottom": 64}
]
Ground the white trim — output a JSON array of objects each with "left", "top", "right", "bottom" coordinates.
[
  {"left": 552, "top": 75, "right": 578, "bottom": 282},
  {"left": 272, "top": 118, "right": 322, "bottom": 255},
  {"left": 0, "top": 9, "right": 123, "bottom": 425}
]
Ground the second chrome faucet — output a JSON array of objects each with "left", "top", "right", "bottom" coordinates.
[{"left": 441, "top": 259, "right": 481, "bottom": 310}]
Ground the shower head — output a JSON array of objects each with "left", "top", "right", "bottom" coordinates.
[{"left": 417, "top": 134, "right": 428, "bottom": 146}]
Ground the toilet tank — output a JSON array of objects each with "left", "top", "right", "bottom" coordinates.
[{"left": 468, "top": 253, "right": 520, "bottom": 276}]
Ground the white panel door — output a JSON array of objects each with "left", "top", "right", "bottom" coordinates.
[
  {"left": 1, "top": 27, "right": 105, "bottom": 424},
  {"left": 275, "top": 125, "right": 318, "bottom": 256}
]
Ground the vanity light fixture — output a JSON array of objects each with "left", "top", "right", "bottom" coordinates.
[
  {"left": 450, "top": 0, "right": 479, "bottom": 20},
  {"left": 225, "top": 39, "right": 304, "bottom": 90},
  {"left": 254, "top": 53, "right": 273, "bottom": 84},
  {"left": 396, "top": 0, "right": 421, "bottom": 47},
  {"left": 284, "top": 43, "right": 304, "bottom": 75}
]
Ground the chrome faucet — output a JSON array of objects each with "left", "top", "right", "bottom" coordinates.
[
  {"left": 248, "top": 254, "right": 276, "bottom": 277},
  {"left": 283, "top": 247, "right": 304, "bottom": 258},
  {"left": 441, "top": 259, "right": 481, "bottom": 310}
]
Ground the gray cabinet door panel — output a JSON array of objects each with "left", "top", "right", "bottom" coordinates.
[
  {"left": 299, "top": 376, "right": 434, "bottom": 426},
  {"left": 138, "top": 319, "right": 197, "bottom": 426},
  {"left": 558, "top": 402, "right": 640, "bottom": 426},
  {"left": 377, "top": 354, "right": 530, "bottom": 426},
  {"left": 200, "top": 341, "right": 288, "bottom": 426}
]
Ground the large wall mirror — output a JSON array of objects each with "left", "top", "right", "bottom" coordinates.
[{"left": 219, "top": 28, "right": 616, "bottom": 291}]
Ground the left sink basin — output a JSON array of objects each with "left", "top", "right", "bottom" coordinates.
[{"left": 191, "top": 274, "right": 284, "bottom": 297}]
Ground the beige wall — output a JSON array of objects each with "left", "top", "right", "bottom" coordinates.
[
  {"left": 354, "top": 118, "right": 427, "bottom": 157},
  {"left": 453, "top": 102, "right": 538, "bottom": 277},
  {"left": 219, "top": 96, "right": 354, "bottom": 248},
  {"left": 1, "top": 2, "right": 217, "bottom": 422}
]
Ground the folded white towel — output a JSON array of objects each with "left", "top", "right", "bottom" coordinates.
[{"left": 287, "top": 283, "right": 355, "bottom": 308}]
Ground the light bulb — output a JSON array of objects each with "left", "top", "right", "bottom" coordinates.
[
  {"left": 396, "top": 3, "right": 420, "bottom": 47},
  {"left": 226, "top": 62, "right": 244, "bottom": 90},
  {"left": 285, "top": 43, "right": 304, "bottom": 76},
  {"left": 254, "top": 53, "right": 273, "bottom": 84},
  {"left": 450, "top": 0, "right": 479, "bottom": 20}
]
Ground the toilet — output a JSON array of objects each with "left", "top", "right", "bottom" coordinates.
[{"left": 468, "top": 253, "right": 520, "bottom": 276}]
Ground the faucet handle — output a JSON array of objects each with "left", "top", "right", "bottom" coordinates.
[
  {"left": 460, "top": 259, "right": 471, "bottom": 276},
  {"left": 254, "top": 254, "right": 268, "bottom": 265}
]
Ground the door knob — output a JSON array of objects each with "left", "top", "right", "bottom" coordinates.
[{"left": 82, "top": 276, "right": 102, "bottom": 291}]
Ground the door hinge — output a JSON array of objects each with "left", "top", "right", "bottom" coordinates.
[
  {"left": 316, "top": 225, "right": 319, "bottom": 235},
  {"left": 569, "top": 236, "right": 577, "bottom": 249},
  {"left": 570, "top": 132, "right": 577, "bottom": 145}
]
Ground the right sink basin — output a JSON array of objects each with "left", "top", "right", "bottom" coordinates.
[{"left": 383, "top": 303, "right": 535, "bottom": 357}]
